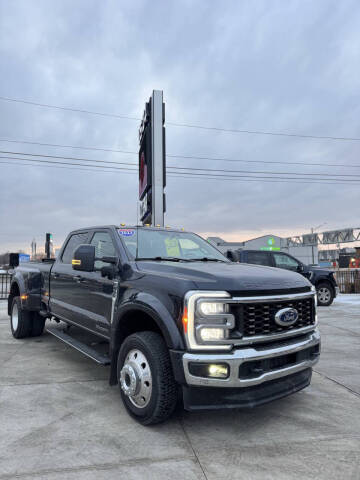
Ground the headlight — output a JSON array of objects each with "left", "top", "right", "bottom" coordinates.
[
  {"left": 197, "top": 301, "right": 228, "bottom": 316},
  {"left": 183, "top": 291, "right": 234, "bottom": 351},
  {"left": 199, "top": 328, "right": 225, "bottom": 341}
]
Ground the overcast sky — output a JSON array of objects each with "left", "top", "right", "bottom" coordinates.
[{"left": 0, "top": 0, "right": 359, "bottom": 253}]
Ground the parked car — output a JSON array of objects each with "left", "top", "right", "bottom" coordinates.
[
  {"left": 8, "top": 225, "right": 319, "bottom": 424},
  {"left": 228, "top": 249, "right": 339, "bottom": 306}
]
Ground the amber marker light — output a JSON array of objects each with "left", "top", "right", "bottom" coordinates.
[
  {"left": 20, "top": 294, "right": 28, "bottom": 300},
  {"left": 182, "top": 306, "right": 188, "bottom": 334}
]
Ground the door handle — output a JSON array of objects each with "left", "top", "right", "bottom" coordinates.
[
  {"left": 52, "top": 273, "right": 60, "bottom": 279},
  {"left": 73, "top": 275, "right": 84, "bottom": 283}
]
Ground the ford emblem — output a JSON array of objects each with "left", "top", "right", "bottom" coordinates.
[{"left": 275, "top": 307, "right": 298, "bottom": 327}]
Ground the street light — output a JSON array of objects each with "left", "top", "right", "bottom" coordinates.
[{"left": 310, "top": 223, "right": 328, "bottom": 264}]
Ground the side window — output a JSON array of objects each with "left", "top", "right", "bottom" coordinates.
[
  {"left": 61, "top": 233, "right": 88, "bottom": 264},
  {"left": 246, "top": 251, "right": 272, "bottom": 266},
  {"left": 90, "top": 232, "right": 116, "bottom": 269},
  {"left": 273, "top": 253, "right": 299, "bottom": 271}
]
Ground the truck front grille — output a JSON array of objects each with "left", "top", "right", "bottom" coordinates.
[{"left": 236, "top": 297, "right": 315, "bottom": 337}]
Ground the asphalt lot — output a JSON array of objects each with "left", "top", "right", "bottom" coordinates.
[{"left": 0, "top": 296, "right": 359, "bottom": 480}]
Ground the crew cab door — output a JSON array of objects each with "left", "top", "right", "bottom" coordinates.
[
  {"left": 49, "top": 231, "right": 90, "bottom": 323},
  {"left": 244, "top": 251, "right": 273, "bottom": 266},
  {"left": 75, "top": 230, "right": 119, "bottom": 336},
  {"left": 272, "top": 252, "right": 303, "bottom": 274}
]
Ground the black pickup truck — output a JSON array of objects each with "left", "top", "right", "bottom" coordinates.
[
  {"left": 227, "top": 249, "right": 339, "bottom": 306},
  {"left": 8, "top": 225, "right": 320, "bottom": 425}
]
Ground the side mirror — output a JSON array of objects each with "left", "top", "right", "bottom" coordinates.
[
  {"left": 72, "top": 244, "right": 95, "bottom": 272},
  {"left": 9, "top": 253, "right": 19, "bottom": 268},
  {"left": 226, "top": 250, "right": 240, "bottom": 262},
  {"left": 297, "top": 264, "right": 304, "bottom": 273}
]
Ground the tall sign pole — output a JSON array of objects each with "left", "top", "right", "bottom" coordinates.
[
  {"left": 139, "top": 90, "right": 166, "bottom": 226},
  {"left": 151, "top": 90, "right": 165, "bottom": 226}
]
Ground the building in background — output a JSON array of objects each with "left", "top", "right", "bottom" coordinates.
[{"left": 208, "top": 234, "right": 318, "bottom": 265}]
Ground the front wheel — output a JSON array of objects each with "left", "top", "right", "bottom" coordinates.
[
  {"left": 117, "top": 331, "right": 177, "bottom": 425},
  {"left": 317, "top": 283, "right": 334, "bottom": 306}
]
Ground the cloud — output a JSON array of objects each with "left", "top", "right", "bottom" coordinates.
[{"left": 0, "top": 0, "right": 359, "bottom": 252}]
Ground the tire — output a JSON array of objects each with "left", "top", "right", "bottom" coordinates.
[
  {"left": 30, "top": 312, "right": 46, "bottom": 337},
  {"left": 10, "top": 297, "right": 32, "bottom": 339},
  {"left": 117, "top": 331, "right": 177, "bottom": 425},
  {"left": 316, "top": 283, "right": 334, "bottom": 306}
]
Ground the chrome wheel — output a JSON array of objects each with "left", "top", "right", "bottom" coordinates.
[
  {"left": 120, "top": 349, "right": 152, "bottom": 408},
  {"left": 318, "top": 287, "right": 331, "bottom": 304},
  {"left": 11, "top": 303, "right": 19, "bottom": 331}
]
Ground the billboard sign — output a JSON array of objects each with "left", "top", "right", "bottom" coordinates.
[
  {"left": 260, "top": 237, "right": 281, "bottom": 251},
  {"left": 139, "top": 101, "right": 152, "bottom": 201},
  {"left": 140, "top": 190, "right": 152, "bottom": 223},
  {"left": 138, "top": 91, "right": 166, "bottom": 226}
]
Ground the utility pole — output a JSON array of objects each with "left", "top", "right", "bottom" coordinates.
[
  {"left": 31, "top": 238, "right": 37, "bottom": 260},
  {"left": 311, "top": 228, "right": 314, "bottom": 265},
  {"left": 310, "top": 223, "right": 327, "bottom": 265}
]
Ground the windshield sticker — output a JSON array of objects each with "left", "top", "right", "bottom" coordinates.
[
  {"left": 118, "top": 229, "right": 135, "bottom": 237},
  {"left": 165, "top": 237, "right": 181, "bottom": 257}
]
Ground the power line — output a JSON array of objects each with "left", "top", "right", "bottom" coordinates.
[
  {"left": 1, "top": 137, "right": 360, "bottom": 169},
  {"left": 2, "top": 155, "right": 360, "bottom": 185},
  {"left": 0, "top": 160, "right": 138, "bottom": 176},
  {"left": 1, "top": 160, "right": 358, "bottom": 186},
  {"left": 0, "top": 96, "right": 140, "bottom": 121},
  {"left": 0, "top": 137, "right": 137, "bottom": 155},
  {"left": 167, "top": 152, "right": 360, "bottom": 169},
  {"left": 167, "top": 121, "right": 360, "bottom": 141},
  {"left": 0, "top": 155, "right": 137, "bottom": 172},
  {"left": 1, "top": 95, "right": 360, "bottom": 142},
  {"left": 2, "top": 149, "right": 360, "bottom": 179},
  {"left": 0, "top": 150, "right": 137, "bottom": 167}
]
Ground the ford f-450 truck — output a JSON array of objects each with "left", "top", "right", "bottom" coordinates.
[{"left": 8, "top": 225, "right": 320, "bottom": 425}]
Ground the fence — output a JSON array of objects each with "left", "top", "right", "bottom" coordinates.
[
  {"left": 335, "top": 269, "right": 360, "bottom": 294},
  {"left": 0, "top": 273, "right": 11, "bottom": 300}
]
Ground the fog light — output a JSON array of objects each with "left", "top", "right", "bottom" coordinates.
[
  {"left": 188, "top": 362, "right": 229, "bottom": 379},
  {"left": 208, "top": 364, "right": 229, "bottom": 378},
  {"left": 200, "top": 328, "right": 225, "bottom": 341}
]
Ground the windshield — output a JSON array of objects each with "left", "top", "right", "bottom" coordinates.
[{"left": 118, "top": 228, "right": 228, "bottom": 262}]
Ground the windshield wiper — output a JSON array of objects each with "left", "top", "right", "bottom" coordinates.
[
  {"left": 188, "top": 257, "right": 227, "bottom": 262},
  {"left": 135, "top": 256, "right": 192, "bottom": 262}
]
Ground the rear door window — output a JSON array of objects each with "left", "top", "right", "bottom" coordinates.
[
  {"left": 61, "top": 232, "right": 88, "bottom": 264},
  {"left": 246, "top": 251, "right": 272, "bottom": 266}
]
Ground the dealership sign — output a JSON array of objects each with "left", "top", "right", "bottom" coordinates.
[{"left": 138, "top": 91, "right": 166, "bottom": 225}]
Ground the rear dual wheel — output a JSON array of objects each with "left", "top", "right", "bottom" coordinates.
[
  {"left": 10, "top": 297, "right": 46, "bottom": 338},
  {"left": 117, "top": 331, "right": 177, "bottom": 425}
]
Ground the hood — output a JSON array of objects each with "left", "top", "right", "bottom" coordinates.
[{"left": 135, "top": 260, "right": 310, "bottom": 293}]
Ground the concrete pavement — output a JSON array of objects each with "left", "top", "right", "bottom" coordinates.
[{"left": 0, "top": 296, "right": 359, "bottom": 479}]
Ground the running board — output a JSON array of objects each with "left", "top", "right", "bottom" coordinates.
[{"left": 46, "top": 326, "right": 110, "bottom": 365}]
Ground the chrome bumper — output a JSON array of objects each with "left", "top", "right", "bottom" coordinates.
[{"left": 183, "top": 330, "right": 320, "bottom": 388}]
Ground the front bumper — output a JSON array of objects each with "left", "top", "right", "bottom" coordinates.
[
  {"left": 182, "top": 329, "right": 320, "bottom": 388},
  {"left": 335, "top": 286, "right": 340, "bottom": 297},
  {"left": 170, "top": 330, "right": 320, "bottom": 410}
]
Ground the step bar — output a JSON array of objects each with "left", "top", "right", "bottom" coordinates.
[{"left": 46, "top": 326, "right": 110, "bottom": 365}]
